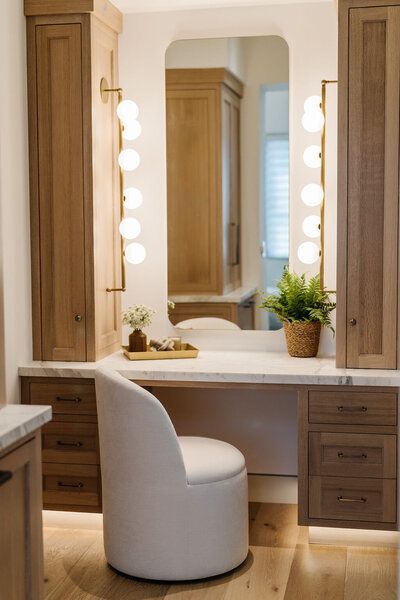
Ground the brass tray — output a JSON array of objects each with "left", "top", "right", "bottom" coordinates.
[{"left": 122, "top": 343, "right": 199, "bottom": 361}]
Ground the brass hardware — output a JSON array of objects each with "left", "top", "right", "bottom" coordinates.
[
  {"left": 337, "top": 495, "right": 367, "bottom": 503},
  {"left": 57, "top": 481, "right": 84, "bottom": 489},
  {"left": 337, "top": 405, "right": 367, "bottom": 412},
  {"left": 100, "top": 77, "right": 126, "bottom": 293},
  {"left": 74, "top": 314, "right": 82, "bottom": 322},
  {"left": 320, "top": 79, "right": 338, "bottom": 293},
  {"left": 349, "top": 318, "right": 357, "bottom": 326},
  {"left": 56, "top": 396, "right": 82, "bottom": 403},
  {"left": 56, "top": 441, "right": 83, "bottom": 448},
  {"left": 337, "top": 451, "right": 367, "bottom": 459}
]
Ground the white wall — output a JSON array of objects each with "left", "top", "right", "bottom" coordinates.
[
  {"left": 120, "top": 2, "right": 338, "bottom": 354},
  {"left": 0, "top": 1, "right": 31, "bottom": 404},
  {"left": 240, "top": 36, "right": 289, "bottom": 292}
]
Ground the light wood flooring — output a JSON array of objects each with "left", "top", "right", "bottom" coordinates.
[{"left": 43, "top": 503, "right": 399, "bottom": 599}]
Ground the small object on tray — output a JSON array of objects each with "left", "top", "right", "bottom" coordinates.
[{"left": 123, "top": 343, "right": 198, "bottom": 361}]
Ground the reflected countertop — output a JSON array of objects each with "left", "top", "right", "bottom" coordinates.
[
  {"left": 169, "top": 286, "right": 257, "bottom": 304},
  {"left": 17, "top": 350, "right": 400, "bottom": 387}
]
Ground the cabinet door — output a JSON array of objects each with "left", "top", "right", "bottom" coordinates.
[
  {"left": 346, "top": 7, "right": 400, "bottom": 368},
  {"left": 221, "top": 87, "right": 241, "bottom": 293},
  {"left": 0, "top": 436, "right": 43, "bottom": 600},
  {"left": 166, "top": 88, "right": 220, "bottom": 294},
  {"left": 36, "top": 24, "right": 87, "bottom": 360},
  {"left": 91, "top": 17, "right": 121, "bottom": 359}
]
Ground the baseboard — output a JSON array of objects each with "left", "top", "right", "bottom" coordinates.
[{"left": 248, "top": 474, "right": 298, "bottom": 504}]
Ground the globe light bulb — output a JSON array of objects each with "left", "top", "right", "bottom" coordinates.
[
  {"left": 125, "top": 242, "right": 146, "bottom": 265},
  {"left": 303, "top": 95, "right": 322, "bottom": 113},
  {"left": 122, "top": 120, "right": 142, "bottom": 141},
  {"left": 119, "top": 217, "right": 141, "bottom": 240},
  {"left": 301, "top": 183, "right": 324, "bottom": 207},
  {"left": 117, "top": 99, "right": 139, "bottom": 122},
  {"left": 302, "top": 215, "right": 321, "bottom": 238},
  {"left": 118, "top": 149, "right": 140, "bottom": 171},
  {"left": 303, "top": 145, "right": 321, "bottom": 169},
  {"left": 297, "top": 241, "right": 320, "bottom": 265},
  {"left": 302, "top": 110, "right": 324, "bottom": 133},
  {"left": 124, "top": 187, "right": 143, "bottom": 209}
]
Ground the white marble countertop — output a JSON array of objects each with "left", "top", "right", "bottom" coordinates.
[
  {"left": 169, "top": 286, "right": 257, "bottom": 304},
  {"left": 0, "top": 405, "right": 52, "bottom": 453},
  {"left": 17, "top": 350, "right": 400, "bottom": 387}
]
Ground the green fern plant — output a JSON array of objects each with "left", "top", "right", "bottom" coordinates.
[{"left": 259, "top": 267, "right": 336, "bottom": 333}]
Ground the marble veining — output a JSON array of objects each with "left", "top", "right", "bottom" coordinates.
[
  {"left": 0, "top": 405, "right": 52, "bottom": 452},
  {"left": 17, "top": 350, "right": 400, "bottom": 387}
]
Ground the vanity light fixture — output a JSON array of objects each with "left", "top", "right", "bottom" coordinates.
[
  {"left": 303, "top": 144, "right": 322, "bottom": 169},
  {"left": 297, "top": 241, "right": 320, "bottom": 265},
  {"left": 302, "top": 215, "right": 321, "bottom": 239},
  {"left": 100, "top": 77, "right": 145, "bottom": 293},
  {"left": 299, "top": 79, "right": 337, "bottom": 291},
  {"left": 301, "top": 183, "right": 324, "bottom": 207}
]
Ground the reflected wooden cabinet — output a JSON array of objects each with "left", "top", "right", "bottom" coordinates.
[
  {"left": 166, "top": 69, "right": 243, "bottom": 295},
  {"left": 337, "top": 1, "right": 400, "bottom": 368},
  {"left": 25, "top": 0, "right": 123, "bottom": 361}
]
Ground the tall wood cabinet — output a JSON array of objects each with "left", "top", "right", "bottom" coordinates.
[
  {"left": 25, "top": 0, "right": 122, "bottom": 361},
  {"left": 337, "top": 1, "right": 400, "bottom": 369},
  {"left": 166, "top": 69, "right": 243, "bottom": 296}
]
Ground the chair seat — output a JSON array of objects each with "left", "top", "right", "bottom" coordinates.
[{"left": 179, "top": 436, "right": 245, "bottom": 485}]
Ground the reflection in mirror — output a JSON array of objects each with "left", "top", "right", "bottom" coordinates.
[{"left": 165, "top": 37, "right": 289, "bottom": 330}]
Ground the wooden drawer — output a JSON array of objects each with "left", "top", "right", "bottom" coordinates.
[
  {"left": 30, "top": 382, "right": 96, "bottom": 415},
  {"left": 43, "top": 463, "right": 101, "bottom": 509},
  {"left": 309, "top": 476, "right": 397, "bottom": 524},
  {"left": 308, "top": 390, "right": 397, "bottom": 426},
  {"left": 42, "top": 421, "right": 99, "bottom": 465},
  {"left": 309, "top": 432, "right": 397, "bottom": 478}
]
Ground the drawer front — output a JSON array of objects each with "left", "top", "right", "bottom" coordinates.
[
  {"left": 42, "top": 421, "right": 99, "bottom": 465},
  {"left": 43, "top": 463, "right": 101, "bottom": 508},
  {"left": 30, "top": 382, "right": 97, "bottom": 415},
  {"left": 309, "top": 432, "right": 397, "bottom": 478},
  {"left": 308, "top": 390, "right": 397, "bottom": 425},
  {"left": 309, "top": 476, "right": 397, "bottom": 523}
]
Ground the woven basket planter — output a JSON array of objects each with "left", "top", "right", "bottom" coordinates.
[{"left": 283, "top": 321, "right": 321, "bottom": 358}]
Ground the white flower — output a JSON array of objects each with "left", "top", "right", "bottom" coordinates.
[{"left": 122, "top": 304, "right": 155, "bottom": 331}]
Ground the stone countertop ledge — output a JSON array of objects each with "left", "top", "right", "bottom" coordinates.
[
  {"left": 0, "top": 405, "right": 52, "bottom": 452},
  {"left": 17, "top": 350, "right": 400, "bottom": 387}
]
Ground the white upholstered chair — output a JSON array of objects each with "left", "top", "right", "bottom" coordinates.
[
  {"left": 95, "top": 367, "right": 248, "bottom": 581},
  {"left": 175, "top": 317, "right": 241, "bottom": 330}
]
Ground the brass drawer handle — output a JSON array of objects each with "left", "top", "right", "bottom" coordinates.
[
  {"left": 57, "top": 481, "right": 84, "bottom": 489},
  {"left": 56, "top": 396, "right": 82, "bottom": 403},
  {"left": 337, "top": 405, "right": 367, "bottom": 413},
  {"left": 56, "top": 441, "right": 83, "bottom": 448},
  {"left": 337, "top": 451, "right": 367, "bottom": 460},
  {"left": 337, "top": 495, "right": 367, "bottom": 503}
]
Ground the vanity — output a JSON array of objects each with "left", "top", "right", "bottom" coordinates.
[
  {"left": 19, "top": 352, "right": 399, "bottom": 532},
  {"left": 0, "top": 405, "right": 52, "bottom": 600}
]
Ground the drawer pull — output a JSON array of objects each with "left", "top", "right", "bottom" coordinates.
[
  {"left": 56, "top": 441, "right": 83, "bottom": 448},
  {"left": 337, "top": 451, "right": 367, "bottom": 460},
  {"left": 0, "top": 471, "right": 12, "bottom": 487},
  {"left": 57, "top": 481, "right": 84, "bottom": 489},
  {"left": 337, "top": 405, "right": 367, "bottom": 413},
  {"left": 56, "top": 396, "right": 82, "bottom": 403},
  {"left": 337, "top": 495, "right": 367, "bottom": 504}
]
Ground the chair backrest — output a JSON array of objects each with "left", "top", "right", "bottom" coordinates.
[
  {"left": 175, "top": 317, "right": 241, "bottom": 330},
  {"left": 95, "top": 368, "right": 187, "bottom": 496}
]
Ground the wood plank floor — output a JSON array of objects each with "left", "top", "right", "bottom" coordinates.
[{"left": 43, "top": 503, "right": 400, "bottom": 599}]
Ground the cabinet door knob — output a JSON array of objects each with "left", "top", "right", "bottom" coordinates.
[
  {"left": 0, "top": 471, "right": 12, "bottom": 487},
  {"left": 349, "top": 318, "right": 357, "bottom": 326},
  {"left": 74, "top": 314, "right": 82, "bottom": 322}
]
